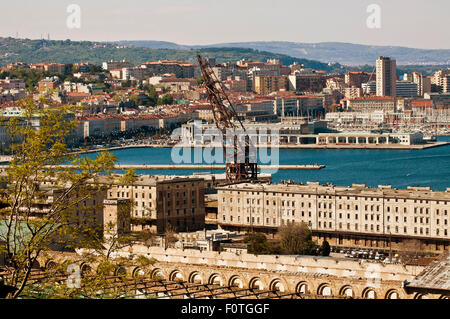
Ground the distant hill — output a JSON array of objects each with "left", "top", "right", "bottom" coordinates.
[
  {"left": 0, "top": 38, "right": 340, "bottom": 73},
  {"left": 1, "top": 38, "right": 447, "bottom": 75},
  {"left": 118, "top": 40, "right": 450, "bottom": 66},
  {"left": 116, "top": 40, "right": 190, "bottom": 50}
]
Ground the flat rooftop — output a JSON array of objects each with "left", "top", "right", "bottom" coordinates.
[
  {"left": 217, "top": 182, "right": 450, "bottom": 200},
  {"left": 114, "top": 174, "right": 205, "bottom": 186}
]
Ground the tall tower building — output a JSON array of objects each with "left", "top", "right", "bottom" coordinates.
[{"left": 376, "top": 56, "right": 396, "bottom": 97}]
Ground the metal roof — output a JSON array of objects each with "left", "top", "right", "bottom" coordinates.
[{"left": 406, "top": 252, "right": 450, "bottom": 292}]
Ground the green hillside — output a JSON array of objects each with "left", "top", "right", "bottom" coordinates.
[{"left": 0, "top": 37, "right": 341, "bottom": 72}]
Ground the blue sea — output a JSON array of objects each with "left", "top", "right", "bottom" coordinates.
[{"left": 82, "top": 136, "right": 450, "bottom": 191}]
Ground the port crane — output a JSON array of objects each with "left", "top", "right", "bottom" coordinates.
[{"left": 197, "top": 54, "right": 258, "bottom": 183}]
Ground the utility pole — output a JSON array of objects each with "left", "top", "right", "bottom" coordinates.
[{"left": 389, "top": 231, "right": 392, "bottom": 262}]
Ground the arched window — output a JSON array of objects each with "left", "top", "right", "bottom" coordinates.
[
  {"left": 249, "top": 278, "right": 264, "bottom": 290},
  {"left": 318, "top": 284, "right": 332, "bottom": 296},
  {"left": 385, "top": 289, "right": 399, "bottom": 299},
  {"left": 296, "top": 282, "right": 308, "bottom": 295},
  {"left": 362, "top": 288, "right": 377, "bottom": 299},
  {"left": 229, "top": 276, "right": 243, "bottom": 288},
  {"left": 340, "top": 286, "right": 354, "bottom": 298},
  {"left": 270, "top": 279, "right": 285, "bottom": 293}
]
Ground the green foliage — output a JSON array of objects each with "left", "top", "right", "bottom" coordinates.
[
  {"left": 157, "top": 94, "right": 173, "bottom": 105},
  {"left": 118, "top": 168, "right": 138, "bottom": 185},
  {"left": 0, "top": 37, "right": 341, "bottom": 73},
  {"left": 135, "top": 255, "right": 157, "bottom": 267},
  {"left": 0, "top": 68, "right": 47, "bottom": 89},
  {"left": 0, "top": 66, "right": 106, "bottom": 90},
  {"left": 0, "top": 96, "right": 117, "bottom": 298},
  {"left": 278, "top": 222, "right": 318, "bottom": 255},
  {"left": 244, "top": 232, "right": 280, "bottom": 255}
]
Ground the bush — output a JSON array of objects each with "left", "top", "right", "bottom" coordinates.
[
  {"left": 320, "top": 240, "right": 331, "bottom": 256},
  {"left": 278, "top": 222, "right": 318, "bottom": 255},
  {"left": 245, "top": 232, "right": 280, "bottom": 255}
]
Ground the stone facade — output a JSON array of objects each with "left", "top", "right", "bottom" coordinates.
[
  {"left": 217, "top": 182, "right": 450, "bottom": 253},
  {"left": 38, "top": 246, "right": 449, "bottom": 299},
  {"left": 107, "top": 175, "right": 205, "bottom": 234}
]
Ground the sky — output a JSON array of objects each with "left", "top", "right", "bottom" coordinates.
[{"left": 0, "top": 0, "right": 449, "bottom": 49}]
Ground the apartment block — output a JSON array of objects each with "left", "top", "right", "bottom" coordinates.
[
  {"left": 31, "top": 63, "right": 66, "bottom": 74},
  {"left": 376, "top": 56, "right": 397, "bottom": 97},
  {"left": 102, "top": 60, "right": 134, "bottom": 71},
  {"left": 139, "top": 60, "right": 195, "bottom": 78},
  {"left": 288, "top": 72, "right": 327, "bottom": 92},
  {"left": 341, "top": 96, "right": 396, "bottom": 113},
  {"left": 433, "top": 69, "right": 450, "bottom": 93},
  {"left": 396, "top": 81, "right": 418, "bottom": 98},
  {"left": 107, "top": 175, "right": 205, "bottom": 234},
  {"left": 217, "top": 182, "right": 450, "bottom": 253},
  {"left": 345, "top": 72, "right": 373, "bottom": 88},
  {"left": 254, "top": 75, "right": 288, "bottom": 95}
]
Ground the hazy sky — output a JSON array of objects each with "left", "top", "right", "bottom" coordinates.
[{"left": 1, "top": 0, "right": 449, "bottom": 49}]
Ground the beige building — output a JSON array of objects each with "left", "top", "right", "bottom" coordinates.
[
  {"left": 344, "top": 87, "right": 363, "bottom": 99},
  {"left": 8, "top": 181, "right": 110, "bottom": 242},
  {"left": 345, "top": 72, "right": 373, "bottom": 88},
  {"left": 376, "top": 56, "right": 397, "bottom": 97},
  {"left": 341, "top": 96, "right": 396, "bottom": 113},
  {"left": 102, "top": 60, "right": 133, "bottom": 71},
  {"left": 217, "top": 182, "right": 450, "bottom": 253},
  {"left": 442, "top": 76, "right": 450, "bottom": 94},
  {"left": 107, "top": 175, "right": 205, "bottom": 234},
  {"left": 254, "top": 75, "right": 288, "bottom": 95},
  {"left": 31, "top": 63, "right": 66, "bottom": 74},
  {"left": 412, "top": 72, "right": 432, "bottom": 96},
  {"left": 103, "top": 199, "right": 132, "bottom": 237},
  {"left": 138, "top": 60, "right": 195, "bottom": 78},
  {"left": 432, "top": 69, "right": 450, "bottom": 93}
]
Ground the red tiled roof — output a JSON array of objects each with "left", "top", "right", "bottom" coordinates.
[
  {"left": 160, "top": 78, "right": 197, "bottom": 83},
  {"left": 67, "top": 92, "right": 90, "bottom": 97},
  {"left": 411, "top": 100, "right": 433, "bottom": 107},
  {"left": 140, "top": 60, "right": 194, "bottom": 67},
  {"left": 342, "top": 96, "right": 394, "bottom": 102}
]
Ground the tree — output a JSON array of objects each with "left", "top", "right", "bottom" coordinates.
[
  {"left": 0, "top": 96, "right": 117, "bottom": 298},
  {"left": 16, "top": 166, "right": 157, "bottom": 299},
  {"left": 278, "top": 222, "right": 317, "bottom": 255},
  {"left": 244, "top": 232, "right": 280, "bottom": 255},
  {"left": 164, "top": 224, "right": 178, "bottom": 248},
  {"left": 319, "top": 240, "right": 331, "bottom": 256},
  {"left": 157, "top": 94, "right": 173, "bottom": 106},
  {"left": 129, "top": 94, "right": 140, "bottom": 106}
]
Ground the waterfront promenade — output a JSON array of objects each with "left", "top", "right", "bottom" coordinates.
[
  {"left": 104, "top": 164, "right": 324, "bottom": 170},
  {"left": 30, "top": 164, "right": 325, "bottom": 170},
  {"left": 74, "top": 140, "right": 450, "bottom": 154}
]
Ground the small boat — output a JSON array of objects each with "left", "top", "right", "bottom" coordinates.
[{"left": 423, "top": 136, "right": 437, "bottom": 142}]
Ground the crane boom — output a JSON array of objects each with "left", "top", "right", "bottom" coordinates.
[{"left": 197, "top": 54, "right": 258, "bottom": 183}]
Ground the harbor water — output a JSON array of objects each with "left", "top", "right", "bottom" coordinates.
[{"left": 82, "top": 136, "right": 450, "bottom": 191}]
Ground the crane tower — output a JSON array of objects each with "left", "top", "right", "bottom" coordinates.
[{"left": 197, "top": 54, "right": 258, "bottom": 183}]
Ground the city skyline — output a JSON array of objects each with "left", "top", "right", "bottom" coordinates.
[{"left": 1, "top": 0, "right": 450, "bottom": 50}]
